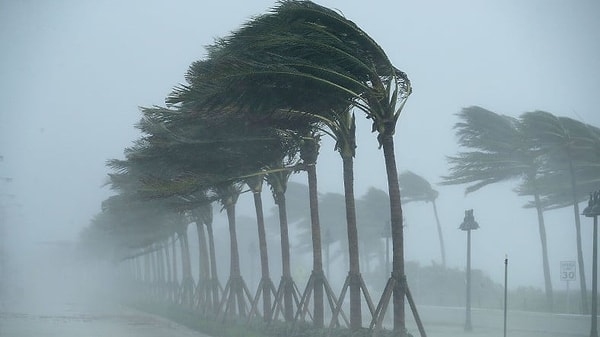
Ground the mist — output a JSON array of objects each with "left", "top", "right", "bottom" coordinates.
[{"left": 1, "top": 1, "right": 599, "bottom": 336}]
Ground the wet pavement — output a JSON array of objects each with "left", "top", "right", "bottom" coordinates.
[
  {"left": 402, "top": 305, "right": 588, "bottom": 337},
  {"left": 0, "top": 244, "right": 210, "bottom": 337},
  {"left": 0, "top": 301, "right": 208, "bottom": 337},
  {"left": 0, "top": 299, "right": 590, "bottom": 337}
]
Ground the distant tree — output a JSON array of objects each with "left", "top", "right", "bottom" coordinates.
[
  {"left": 520, "top": 111, "right": 600, "bottom": 313},
  {"left": 356, "top": 187, "right": 390, "bottom": 270},
  {"left": 399, "top": 171, "right": 446, "bottom": 267},
  {"left": 295, "top": 190, "right": 347, "bottom": 277},
  {"left": 282, "top": 181, "right": 311, "bottom": 224},
  {"left": 441, "top": 106, "right": 554, "bottom": 310}
]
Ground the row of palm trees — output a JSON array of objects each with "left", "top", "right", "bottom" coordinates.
[
  {"left": 441, "top": 106, "right": 600, "bottom": 313},
  {"left": 81, "top": 1, "right": 417, "bottom": 335}
]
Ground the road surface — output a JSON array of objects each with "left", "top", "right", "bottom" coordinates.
[
  {"left": 0, "top": 301, "right": 208, "bottom": 337},
  {"left": 401, "top": 305, "right": 589, "bottom": 337}
]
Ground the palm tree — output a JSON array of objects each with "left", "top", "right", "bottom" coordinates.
[
  {"left": 399, "top": 171, "right": 446, "bottom": 267},
  {"left": 177, "top": 60, "right": 368, "bottom": 329},
  {"left": 245, "top": 174, "right": 276, "bottom": 322},
  {"left": 191, "top": 203, "right": 214, "bottom": 312},
  {"left": 213, "top": 182, "right": 254, "bottom": 318},
  {"left": 95, "top": 187, "right": 183, "bottom": 300},
  {"left": 166, "top": 2, "right": 414, "bottom": 331},
  {"left": 107, "top": 106, "right": 225, "bottom": 306},
  {"left": 141, "top": 103, "right": 302, "bottom": 318},
  {"left": 266, "top": 160, "right": 299, "bottom": 322},
  {"left": 291, "top": 186, "right": 346, "bottom": 275},
  {"left": 355, "top": 187, "right": 391, "bottom": 276},
  {"left": 441, "top": 106, "right": 554, "bottom": 310},
  {"left": 174, "top": 215, "right": 194, "bottom": 306},
  {"left": 296, "top": 133, "right": 333, "bottom": 327},
  {"left": 105, "top": 109, "right": 224, "bottom": 312},
  {"left": 520, "top": 111, "right": 600, "bottom": 313}
]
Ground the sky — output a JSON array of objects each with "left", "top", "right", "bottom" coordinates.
[{"left": 1, "top": 0, "right": 600, "bottom": 291}]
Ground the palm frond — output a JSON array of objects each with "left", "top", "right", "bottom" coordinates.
[{"left": 399, "top": 170, "right": 438, "bottom": 203}]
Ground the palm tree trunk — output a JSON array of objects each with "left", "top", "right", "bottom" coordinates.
[
  {"left": 172, "top": 234, "right": 178, "bottom": 298},
  {"left": 380, "top": 133, "right": 406, "bottom": 333},
  {"left": 252, "top": 187, "right": 273, "bottom": 321},
  {"left": 431, "top": 200, "right": 446, "bottom": 267},
  {"left": 134, "top": 255, "right": 141, "bottom": 283},
  {"left": 180, "top": 230, "right": 193, "bottom": 306},
  {"left": 206, "top": 221, "right": 220, "bottom": 310},
  {"left": 342, "top": 154, "right": 362, "bottom": 330},
  {"left": 196, "top": 222, "right": 210, "bottom": 308},
  {"left": 276, "top": 191, "right": 294, "bottom": 322},
  {"left": 164, "top": 239, "right": 171, "bottom": 299},
  {"left": 157, "top": 243, "right": 165, "bottom": 298},
  {"left": 144, "top": 252, "right": 150, "bottom": 284},
  {"left": 225, "top": 202, "right": 246, "bottom": 316},
  {"left": 151, "top": 245, "right": 158, "bottom": 297},
  {"left": 307, "top": 161, "right": 325, "bottom": 327},
  {"left": 196, "top": 222, "right": 210, "bottom": 281},
  {"left": 569, "top": 156, "right": 589, "bottom": 314},
  {"left": 142, "top": 252, "right": 148, "bottom": 292},
  {"left": 533, "top": 192, "right": 554, "bottom": 311}
]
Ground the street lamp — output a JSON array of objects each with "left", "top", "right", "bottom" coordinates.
[
  {"left": 460, "top": 209, "right": 479, "bottom": 331},
  {"left": 583, "top": 191, "right": 600, "bottom": 337}
]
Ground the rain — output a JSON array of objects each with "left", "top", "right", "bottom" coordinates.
[{"left": 1, "top": 1, "right": 599, "bottom": 336}]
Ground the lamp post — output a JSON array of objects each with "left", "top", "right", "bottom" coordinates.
[
  {"left": 0, "top": 155, "right": 11, "bottom": 305},
  {"left": 460, "top": 209, "right": 479, "bottom": 331},
  {"left": 583, "top": 191, "right": 600, "bottom": 337},
  {"left": 504, "top": 255, "right": 508, "bottom": 337}
]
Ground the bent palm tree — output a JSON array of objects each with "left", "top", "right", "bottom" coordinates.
[
  {"left": 356, "top": 187, "right": 391, "bottom": 273},
  {"left": 245, "top": 174, "right": 277, "bottom": 322},
  {"left": 399, "top": 171, "right": 446, "bottom": 267},
  {"left": 168, "top": 2, "right": 414, "bottom": 332},
  {"left": 92, "top": 3, "right": 420, "bottom": 332},
  {"left": 520, "top": 111, "right": 600, "bottom": 313},
  {"left": 442, "top": 106, "right": 554, "bottom": 310}
]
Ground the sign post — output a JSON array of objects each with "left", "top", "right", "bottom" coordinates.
[{"left": 561, "top": 261, "right": 577, "bottom": 313}]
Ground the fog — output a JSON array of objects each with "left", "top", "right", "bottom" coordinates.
[{"left": 1, "top": 0, "right": 599, "bottom": 335}]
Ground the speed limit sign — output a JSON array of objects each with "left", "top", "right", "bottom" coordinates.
[{"left": 560, "top": 261, "right": 576, "bottom": 281}]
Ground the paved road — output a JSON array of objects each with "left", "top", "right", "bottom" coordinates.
[
  {"left": 1, "top": 300, "right": 591, "bottom": 337},
  {"left": 400, "top": 305, "right": 589, "bottom": 337},
  {"left": 0, "top": 301, "right": 208, "bottom": 337}
]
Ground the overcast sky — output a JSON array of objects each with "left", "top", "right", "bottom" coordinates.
[{"left": 1, "top": 0, "right": 599, "bottom": 289}]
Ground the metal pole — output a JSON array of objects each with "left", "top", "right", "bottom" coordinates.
[
  {"left": 584, "top": 191, "right": 600, "bottom": 336},
  {"left": 504, "top": 255, "right": 508, "bottom": 337},
  {"left": 567, "top": 280, "right": 570, "bottom": 314},
  {"left": 465, "top": 229, "right": 472, "bottom": 331},
  {"left": 591, "top": 215, "right": 598, "bottom": 337}
]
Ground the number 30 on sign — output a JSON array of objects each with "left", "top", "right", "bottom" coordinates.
[{"left": 560, "top": 261, "right": 576, "bottom": 281}]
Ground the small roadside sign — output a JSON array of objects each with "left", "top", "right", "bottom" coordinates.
[{"left": 560, "top": 261, "right": 576, "bottom": 281}]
